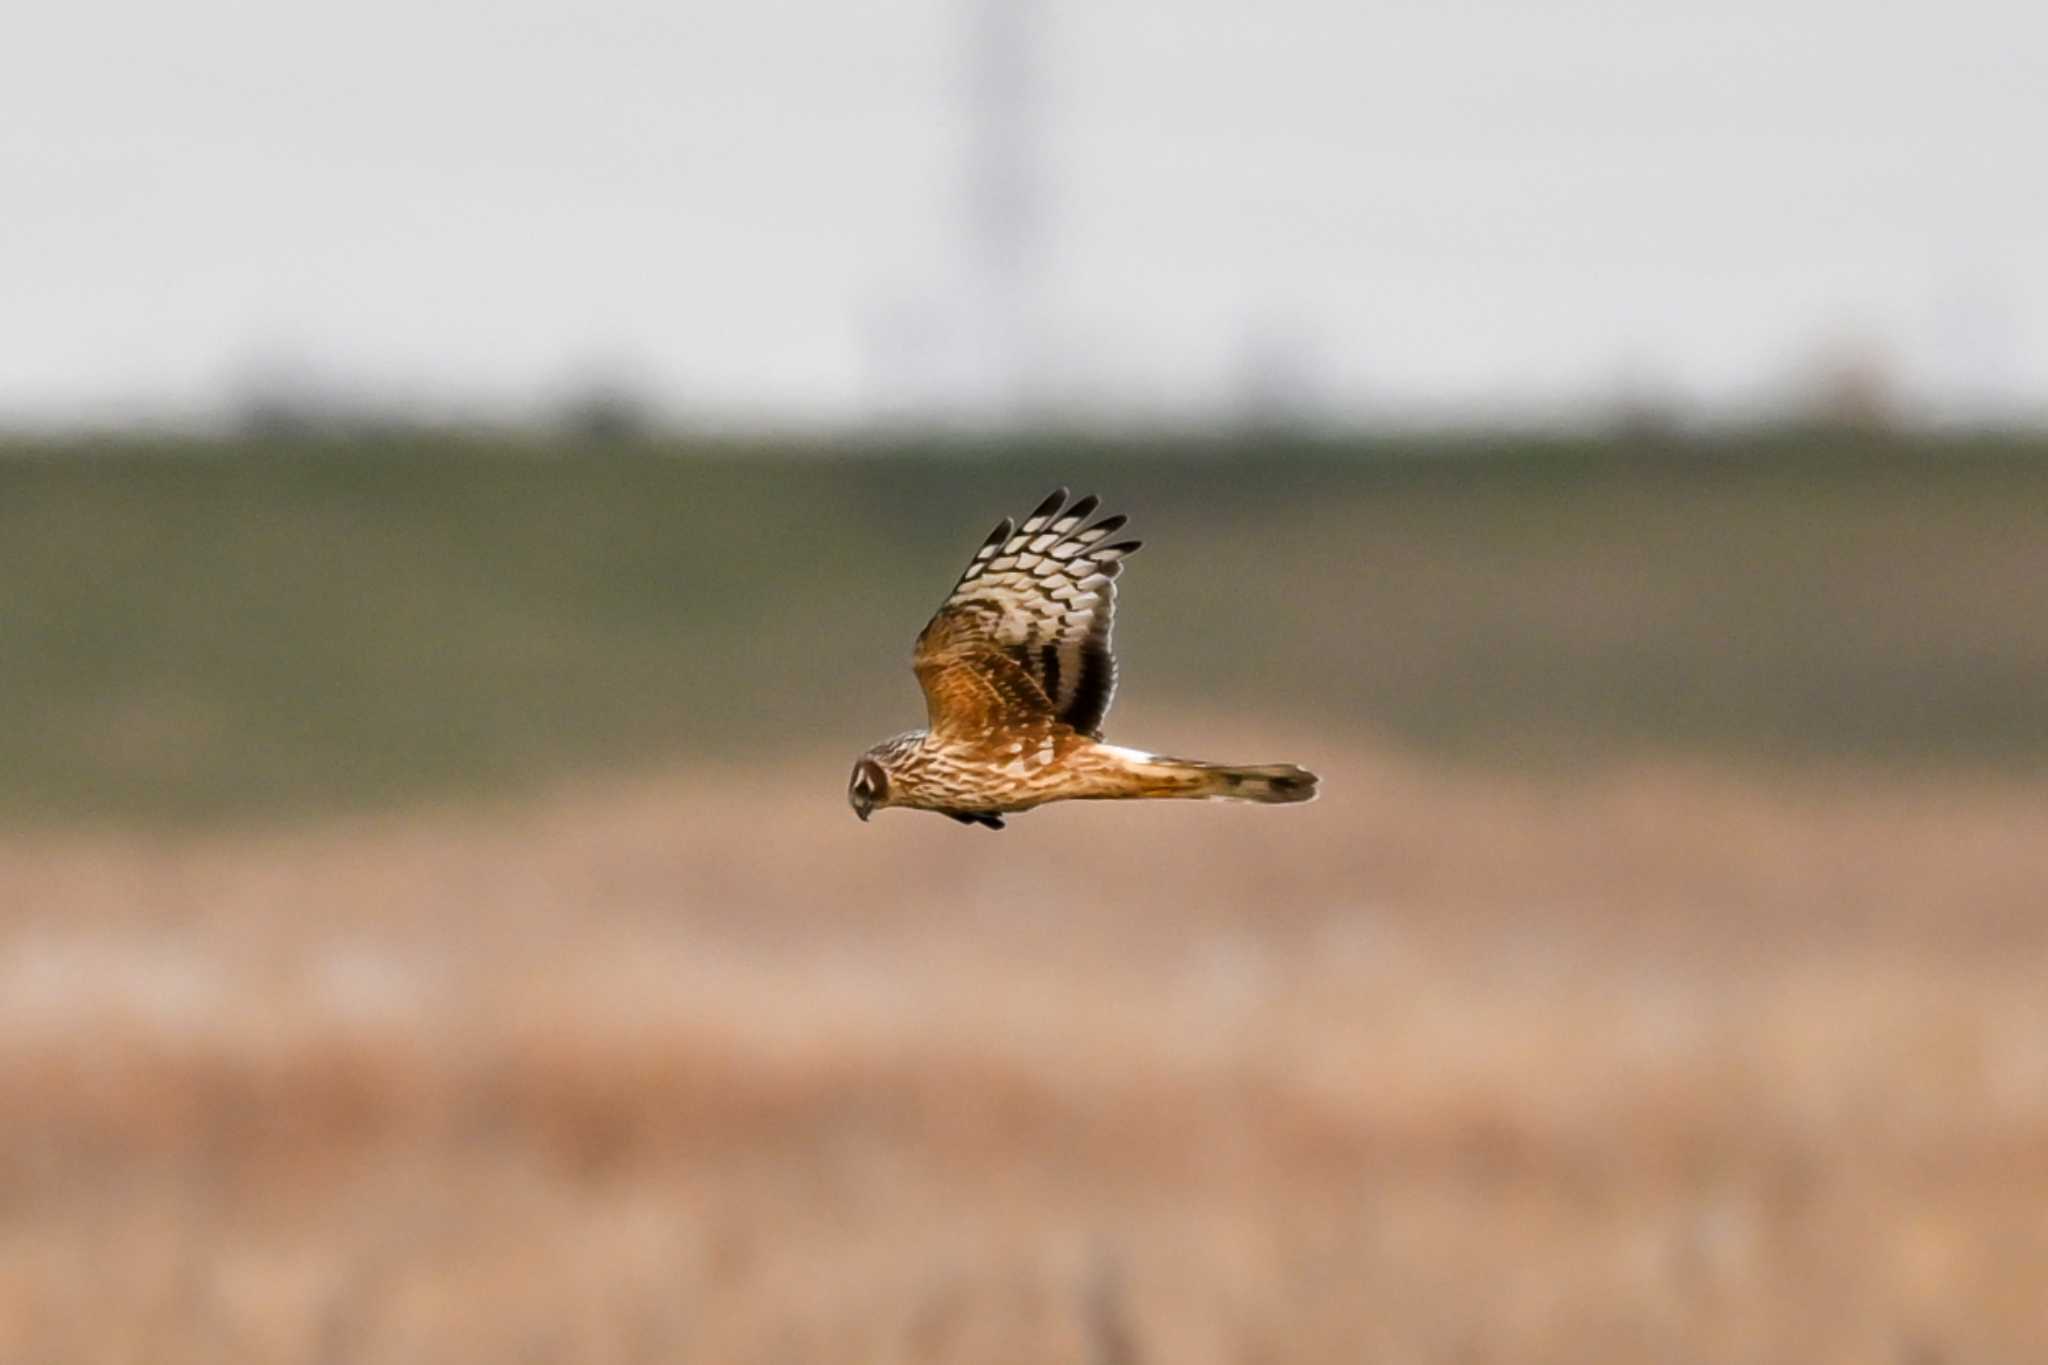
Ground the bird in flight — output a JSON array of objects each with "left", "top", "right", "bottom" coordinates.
[{"left": 849, "top": 488, "right": 1318, "bottom": 829}]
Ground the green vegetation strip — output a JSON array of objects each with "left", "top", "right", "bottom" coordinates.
[{"left": 4, "top": 435, "right": 2044, "bottom": 821}]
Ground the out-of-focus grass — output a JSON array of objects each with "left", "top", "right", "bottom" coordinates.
[
  {"left": 4, "top": 433, "right": 2046, "bottom": 821},
  {"left": 3, "top": 746, "right": 2045, "bottom": 1362}
]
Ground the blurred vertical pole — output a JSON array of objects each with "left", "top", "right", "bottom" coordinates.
[{"left": 965, "top": 0, "right": 1047, "bottom": 426}]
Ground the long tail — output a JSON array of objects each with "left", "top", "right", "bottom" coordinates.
[{"left": 1096, "top": 748, "right": 1320, "bottom": 805}]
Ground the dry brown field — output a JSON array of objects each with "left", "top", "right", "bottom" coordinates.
[{"left": 5, "top": 725, "right": 2045, "bottom": 1363}]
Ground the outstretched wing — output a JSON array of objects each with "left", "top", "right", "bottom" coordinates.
[{"left": 912, "top": 487, "right": 1142, "bottom": 740}]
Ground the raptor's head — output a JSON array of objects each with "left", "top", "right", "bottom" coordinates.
[{"left": 847, "top": 756, "right": 890, "bottom": 823}]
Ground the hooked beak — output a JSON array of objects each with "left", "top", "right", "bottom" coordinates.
[{"left": 853, "top": 797, "right": 872, "bottom": 823}]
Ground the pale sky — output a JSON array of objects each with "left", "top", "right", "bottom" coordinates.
[{"left": 5, "top": 0, "right": 2045, "bottom": 428}]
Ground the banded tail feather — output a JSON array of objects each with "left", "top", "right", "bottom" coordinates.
[
  {"left": 1097, "top": 749, "right": 1320, "bottom": 805},
  {"left": 1199, "top": 761, "right": 1320, "bottom": 804}
]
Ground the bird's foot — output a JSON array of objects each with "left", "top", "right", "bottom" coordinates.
[{"left": 946, "top": 811, "right": 1007, "bottom": 830}]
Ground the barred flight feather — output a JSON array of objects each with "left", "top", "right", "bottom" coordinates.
[{"left": 927, "top": 486, "right": 1141, "bottom": 739}]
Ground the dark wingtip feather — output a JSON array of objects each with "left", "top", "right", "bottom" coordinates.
[
  {"left": 1028, "top": 487, "right": 1069, "bottom": 520},
  {"left": 1064, "top": 494, "right": 1100, "bottom": 523},
  {"left": 1101, "top": 539, "right": 1143, "bottom": 557},
  {"left": 982, "top": 516, "right": 1015, "bottom": 546},
  {"left": 1083, "top": 513, "right": 1127, "bottom": 537}
]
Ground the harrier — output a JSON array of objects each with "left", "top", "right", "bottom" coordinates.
[{"left": 849, "top": 488, "right": 1318, "bottom": 829}]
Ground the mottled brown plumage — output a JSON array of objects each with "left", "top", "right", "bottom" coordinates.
[{"left": 848, "top": 488, "right": 1318, "bottom": 829}]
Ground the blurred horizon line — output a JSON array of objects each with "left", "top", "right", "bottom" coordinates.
[
  {"left": 6, "top": 330, "right": 2044, "bottom": 448},
  {"left": 6, "top": 406, "right": 2047, "bottom": 454}
]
